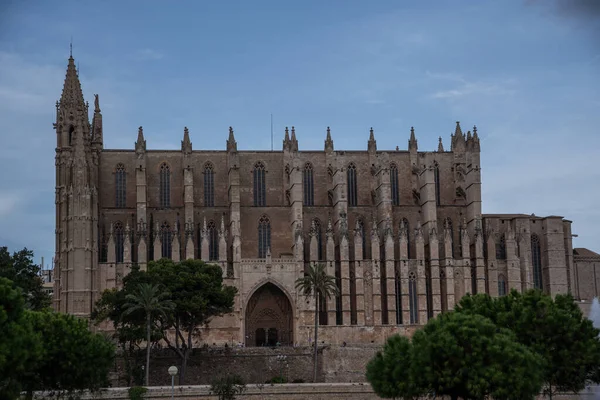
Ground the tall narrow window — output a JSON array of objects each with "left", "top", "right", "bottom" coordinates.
[
  {"left": 258, "top": 215, "right": 271, "bottom": 258},
  {"left": 115, "top": 164, "right": 126, "bottom": 208},
  {"left": 207, "top": 220, "right": 219, "bottom": 261},
  {"left": 445, "top": 218, "right": 455, "bottom": 258},
  {"left": 204, "top": 162, "right": 214, "bottom": 207},
  {"left": 395, "top": 267, "right": 402, "bottom": 324},
  {"left": 314, "top": 219, "right": 323, "bottom": 261},
  {"left": 358, "top": 218, "right": 367, "bottom": 260},
  {"left": 496, "top": 234, "right": 506, "bottom": 260},
  {"left": 403, "top": 218, "right": 411, "bottom": 259},
  {"left": 347, "top": 163, "right": 358, "bottom": 206},
  {"left": 253, "top": 162, "right": 266, "bottom": 206},
  {"left": 159, "top": 163, "right": 171, "bottom": 209},
  {"left": 390, "top": 163, "right": 399, "bottom": 206},
  {"left": 498, "top": 274, "right": 507, "bottom": 296},
  {"left": 434, "top": 163, "right": 441, "bottom": 206},
  {"left": 409, "top": 271, "right": 419, "bottom": 324},
  {"left": 303, "top": 163, "right": 314, "bottom": 206},
  {"left": 114, "top": 222, "right": 124, "bottom": 263},
  {"left": 531, "top": 234, "right": 543, "bottom": 290},
  {"left": 160, "top": 222, "right": 172, "bottom": 259}
]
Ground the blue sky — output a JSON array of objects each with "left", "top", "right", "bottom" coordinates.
[{"left": 0, "top": 0, "right": 598, "bottom": 268}]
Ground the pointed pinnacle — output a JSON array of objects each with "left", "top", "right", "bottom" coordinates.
[
  {"left": 284, "top": 126, "right": 290, "bottom": 141},
  {"left": 326, "top": 126, "right": 331, "bottom": 140},
  {"left": 291, "top": 126, "right": 297, "bottom": 140},
  {"left": 137, "top": 126, "right": 144, "bottom": 141},
  {"left": 438, "top": 136, "right": 444, "bottom": 152},
  {"left": 455, "top": 121, "right": 463, "bottom": 136},
  {"left": 369, "top": 127, "right": 375, "bottom": 140}
]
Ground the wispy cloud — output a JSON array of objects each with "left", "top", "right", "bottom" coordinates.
[
  {"left": 0, "top": 192, "right": 20, "bottom": 217},
  {"left": 131, "top": 48, "right": 164, "bottom": 61}
]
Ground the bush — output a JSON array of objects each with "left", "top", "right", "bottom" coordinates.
[
  {"left": 268, "top": 376, "right": 287, "bottom": 384},
  {"left": 128, "top": 386, "right": 148, "bottom": 400},
  {"left": 210, "top": 375, "right": 246, "bottom": 400}
]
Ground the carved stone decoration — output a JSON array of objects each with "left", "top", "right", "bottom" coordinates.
[
  {"left": 339, "top": 212, "right": 349, "bottom": 239},
  {"left": 456, "top": 187, "right": 466, "bottom": 199},
  {"left": 244, "top": 283, "right": 293, "bottom": 346},
  {"left": 412, "top": 189, "right": 421, "bottom": 205}
]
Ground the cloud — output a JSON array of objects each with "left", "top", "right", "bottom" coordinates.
[
  {"left": 0, "top": 192, "right": 20, "bottom": 217},
  {"left": 132, "top": 48, "right": 164, "bottom": 61},
  {"left": 429, "top": 76, "right": 517, "bottom": 100}
]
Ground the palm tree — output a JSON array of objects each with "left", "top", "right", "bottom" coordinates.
[
  {"left": 123, "top": 283, "right": 175, "bottom": 386},
  {"left": 295, "top": 263, "right": 339, "bottom": 383}
]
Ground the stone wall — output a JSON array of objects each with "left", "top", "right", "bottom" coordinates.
[{"left": 116, "top": 345, "right": 381, "bottom": 387}]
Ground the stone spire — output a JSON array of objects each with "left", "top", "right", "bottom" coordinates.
[
  {"left": 181, "top": 126, "right": 192, "bottom": 155},
  {"left": 283, "top": 126, "right": 290, "bottom": 150},
  {"left": 368, "top": 127, "right": 377, "bottom": 153},
  {"left": 290, "top": 126, "right": 298, "bottom": 152},
  {"left": 408, "top": 127, "right": 418, "bottom": 152},
  {"left": 91, "top": 94, "right": 103, "bottom": 147},
  {"left": 324, "top": 126, "right": 334, "bottom": 153},
  {"left": 135, "top": 126, "right": 146, "bottom": 157},
  {"left": 438, "top": 136, "right": 444, "bottom": 152},
  {"left": 451, "top": 121, "right": 466, "bottom": 152},
  {"left": 59, "top": 55, "right": 85, "bottom": 110},
  {"left": 472, "top": 125, "right": 481, "bottom": 152},
  {"left": 227, "top": 126, "right": 237, "bottom": 152}
]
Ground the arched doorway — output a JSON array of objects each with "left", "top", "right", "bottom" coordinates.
[{"left": 245, "top": 282, "right": 293, "bottom": 346}]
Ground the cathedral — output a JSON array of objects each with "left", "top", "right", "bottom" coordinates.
[{"left": 53, "top": 55, "right": 592, "bottom": 346}]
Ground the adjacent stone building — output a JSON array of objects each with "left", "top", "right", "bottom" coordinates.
[{"left": 53, "top": 56, "right": 597, "bottom": 346}]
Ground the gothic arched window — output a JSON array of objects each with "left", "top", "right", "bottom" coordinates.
[
  {"left": 258, "top": 215, "right": 271, "bottom": 258},
  {"left": 531, "top": 234, "right": 543, "bottom": 290},
  {"left": 114, "top": 222, "right": 124, "bottom": 263},
  {"left": 390, "top": 163, "right": 399, "bottom": 206},
  {"left": 115, "top": 164, "right": 126, "bottom": 208},
  {"left": 498, "top": 274, "right": 507, "bottom": 296},
  {"left": 207, "top": 220, "right": 219, "bottom": 261},
  {"left": 403, "top": 218, "right": 411, "bottom": 259},
  {"left": 160, "top": 222, "right": 172, "bottom": 259},
  {"left": 313, "top": 218, "right": 323, "bottom": 261},
  {"left": 434, "top": 162, "right": 441, "bottom": 206},
  {"left": 409, "top": 271, "right": 419, "bottom": 324},
  {"left": 496, "top": 234, "right": 507, "bottom": 260},
  {"left": 204, "top": 162, "right": 215, "bottom": 207},
  {"left": 159, "top": 163, "right": 171, "bottom": 209},
  {"left": 347, "top": 163, "right": 358, "bottom": 207},
  {"left": 253, "top": 162, "right": 266, "bottom": 207},
  {"left": 303, "top": 163, "right": 314, "bottom": 206}
]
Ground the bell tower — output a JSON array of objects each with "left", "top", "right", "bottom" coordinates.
[{"left": 53, "top": 54, "right": 99, "bottom": 317}]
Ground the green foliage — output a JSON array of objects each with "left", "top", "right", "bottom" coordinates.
[
  {"left": 93, "top": 259, "right": 237, "bottom": 384},
  {"left": 0, "top": 277, "right": 43, "bottom": 400},
  {"left": 122, "top": 283, "right": 175, "bottom": 386},
  {"left": 411, "top": 312, "right": 544, "bottom": 400},
  {"left": 20, "top": 310, "right": 115, "bottom": 397},
  {"left": 366, "top": 335, "right": 422, "bottom": 399},
  {"left": 367, "top": 312, "right": 544, "bottom": 400},
  {"left": 0, "top": 246, "right": 50, "bottom": 311},
  {"left": 128, "top": 386, "right": 148, "bottom": 400},
  {"left": 210, "top": 375, "right": 246, "bottom": 400},
  {"left": 146, "top": 259, "right": 237, "bottom": 383},
  {"left": 295, "top": 263, "right": 339, "bottom": 383},
  {"left": 268, "top": 376, "right": 287, "bottom": 384},
  {"left": 457, "top": 290, "right": 600, "bottom": 396},
  {"left": 92, "top": 266, "right": 161, "bottom": 386}
]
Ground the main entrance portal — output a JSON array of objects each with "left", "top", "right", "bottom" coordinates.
[{"left": 245, "top": 282, "right": 293, "bottom": 346}]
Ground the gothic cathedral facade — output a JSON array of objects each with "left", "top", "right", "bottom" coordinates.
[{"left": 54, "top": 56, "right": 578, "bottom": 346}]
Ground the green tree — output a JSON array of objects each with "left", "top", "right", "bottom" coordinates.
[
  {"left": 210, "top": 375, "right": 246, "bottom": 400},
  {"left": 295, "top": 263, "right": 339, "bottom": 383},
  {"left": 92, "top": 266, "right": 154, "bottom": 386},
  {"left": 21, "top": 310, "right": 115, "bottom": 398},
  {"left": 0, "top": 278, "right": 42, "bottom": 400},
  {"left": 147, "top": 259, "right": 237, "bottom": 384},
  {"left": 366, "top": 335, "right": 423, "bottom": 399},
  {"left": 0, "top": 247, "right": 50, "bottom": 310},
  {"left": 122, "top": 283, "right": 175, "bottom": 386},
  {"left": 457, "top": 290, "right": 600, "bottom": 399},
  {"left": 410, "top": 311, "right": 544, "bottom": 400}
]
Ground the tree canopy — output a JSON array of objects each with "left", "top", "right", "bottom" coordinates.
[
  {"left": 0, "top": 247, "right": 50, "bottom": 311},
  {"left": 457, "top": 290, "right": 600, "bottom": 398},
  {"left": 93, "top": 258, "right": 237, "bottom": 384}
]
